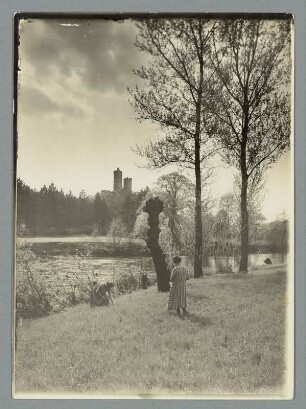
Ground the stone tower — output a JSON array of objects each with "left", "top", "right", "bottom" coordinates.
[
  {"left": 123, "top": 177, "right": 132, "bottom": 193},
  {"left": 113, "top": 167, "right": 122, "bottom": 192}
]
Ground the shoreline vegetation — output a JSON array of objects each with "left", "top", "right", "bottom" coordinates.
[
  {"left": 19, "top": 239, "right": 150, "bottom": 258},
  {"left": 18, "top": 236, "right": 287, "bottom": 258},
  {"left": 14, "top": 267, "right": 288, "bottom": 396}
]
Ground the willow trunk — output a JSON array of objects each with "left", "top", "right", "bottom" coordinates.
[{"left": 143, "top": 197, "right": 170, "bottom": 291}]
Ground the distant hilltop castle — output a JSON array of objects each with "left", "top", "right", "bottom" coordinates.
[
  {"left": 99, "top": 168, "right": 133, "bottom": 200},
  {"left": 113, "top": 167, "right": 132, "bottom": 193}
]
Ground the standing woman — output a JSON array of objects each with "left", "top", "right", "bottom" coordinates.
[{"left": 168, "top": 256, "right": 191, "bottom": 318}]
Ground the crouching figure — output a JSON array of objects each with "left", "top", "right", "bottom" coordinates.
[{"left": 90, "top": 281, "right": 114, "bottom": 307}]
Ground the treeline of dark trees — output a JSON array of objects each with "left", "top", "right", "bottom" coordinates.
[
  {"left": 16, "top": 177, "right": 288, "bottom": 254},
  {"left": 16, "top": 178, "right": 148, "bottom": 237}
]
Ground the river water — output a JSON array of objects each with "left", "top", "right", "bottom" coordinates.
[
  {"left": 205, "top": 253, "right": 288, "bottom": 271},
  {"left": 84, "top": 253, "right": 287, "bottom": 276},
  {"left": 18, "top": 236, "right": 287, "bottom": 276},
  {"left": 18, "top": 237, "right": 287, "bottom": 270}
]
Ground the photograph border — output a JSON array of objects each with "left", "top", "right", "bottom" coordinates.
[
  {"left": 1, "top": 1, "right": 305, "bottom": 408},
  {"left": 12, "top": 10, "right": 294, "bottom": 401}
]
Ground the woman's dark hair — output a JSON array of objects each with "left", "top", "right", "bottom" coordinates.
[
  {"left": 106, "top": 281, "right": 114, "bottom": 288},
  {"left": 173, "top": 256, "right": 182, "bottom": 265}
]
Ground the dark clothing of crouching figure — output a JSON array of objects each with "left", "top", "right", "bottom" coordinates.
[{"left": 90, "top": 281, "right": 114, "bottom": 307}]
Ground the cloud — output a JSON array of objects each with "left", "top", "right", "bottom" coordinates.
[
  {"left": 19, "top": 84, "right": 85, "bottom": 117},
  {"left": 19, "top": 19, "right": 143, "bottom": 95}
]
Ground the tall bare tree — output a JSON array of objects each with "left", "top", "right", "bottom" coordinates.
[
  {"left": 129, "top": 19, "right": 217, "bottom": 277},
  {"left": 209, "top": 18, "right": 291, "bottom": 272}
]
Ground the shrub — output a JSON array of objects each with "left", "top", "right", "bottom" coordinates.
[
  {"left": 133, "top": 212, "right": 149, "bottom": 241},
  {"left": 16, "top": 247, "right": 53, "bottom": 318},
  {"left": 62, "top": 252, "right": 99, "bottom": 306},
  {"left": 91, "top": 223, "right": 100, "bottom": 238},
  {"left": 159, "top": 219, "right": 181, "bottom": 268},
  {"left": 109, "top": 241, "right": 150, "bottom": 257},
  {"left": 108, "top": 218, "right": 128, "bottom": 245},
  {"left": 214, "top": 255, "right": 239, "bottom": 274},
  {"left": 17, "top": 223, "right": 31, "bottom": 237},
  {"left": 216, "top": 261, "right": 234, "bottom": 274},
  {"left": 115, "top": 267, "right": 141, "bottom": 294}
]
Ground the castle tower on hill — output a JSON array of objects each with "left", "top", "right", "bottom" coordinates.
[
  {"left": 113, "top": 167, "right": 122, "bottom": 192},
  {"left": 124, "top": 177, "right": 132, "bottom": 193},
  {"left": 113, "top": 168, "right": 132, "bottom": 193}
]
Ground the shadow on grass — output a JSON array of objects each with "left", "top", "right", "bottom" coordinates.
[
  {"left": 221, "top": 273, "right": 252, "bottom": 280},
  {"left": 276, "top": 270, "right": 286, "bottom": 275},
  {"left": 191, "top": 293, "right": 211, "bottom": 302},
  {"left": 185, "top": 312, "right": 212, "bottom": 327}
]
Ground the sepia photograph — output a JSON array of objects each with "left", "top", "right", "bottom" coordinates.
[{"left": 13, "top": 14, "right": 294, "bottom": 398}]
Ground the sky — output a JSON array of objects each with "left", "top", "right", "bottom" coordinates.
[{"left": 17, "top": 18, "right": 293, "bottom": 223}]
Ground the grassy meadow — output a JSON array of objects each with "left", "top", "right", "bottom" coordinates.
[{"left": 14, "top": 266, "right": 290, "bottom": 397}]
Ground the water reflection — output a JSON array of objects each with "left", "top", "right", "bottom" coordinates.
[
  {"left": 206, "top": 253, "right": 287, "bottom": 272},
  {"left": 91, "top": 253, "right": 287, "bottom": 276}
]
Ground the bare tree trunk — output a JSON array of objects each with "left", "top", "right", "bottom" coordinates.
[
  {"left": 239, "top": 93, "right": 250, "bottom": 273},
  {"left": 194, "top": 135, "right": 203, "bottom": 278},
  {"left": 240, "top": 174, "right": 249, "bottom": 272},
  {"left": 143, "top": 197, "right": 170, "bottom": 292}
]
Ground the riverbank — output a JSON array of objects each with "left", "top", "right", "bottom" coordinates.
[
  {"left": 14, "top": 267, "right": 290, "bottom": 397},
  {"left": 17, "top": 238, "right": 287, "bottom": 269},
  {"left": 19, "top": 240, "right": 150, "bottom": 258}
]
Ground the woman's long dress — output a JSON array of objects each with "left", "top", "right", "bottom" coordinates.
[{"left": 168, "top": 266, "right": 190, "bottom": 310}]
